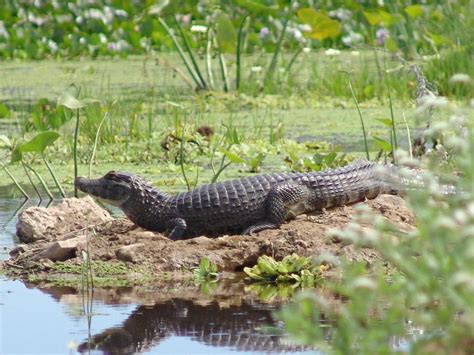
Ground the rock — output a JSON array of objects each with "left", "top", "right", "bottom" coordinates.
[
  {"left": 35, "top": 235, "right": 87, "bottom": 261},
  {"left": 116, "top": 243, "right": 144, "bottom": 263},
  {"left": 16, "top": 196, "right": 113, "bottom": 243}
]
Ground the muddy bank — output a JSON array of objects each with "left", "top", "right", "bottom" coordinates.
[{"left": 2, "top": 195, "right": 415, "bottom": 283}]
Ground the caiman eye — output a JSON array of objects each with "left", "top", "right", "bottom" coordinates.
[{"left": 104, "top": 171, "right": 118, "bottom": 180}]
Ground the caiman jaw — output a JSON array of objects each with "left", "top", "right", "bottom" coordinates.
[{"left": 75, "top": 173, "right": 132, "bottom": 206}]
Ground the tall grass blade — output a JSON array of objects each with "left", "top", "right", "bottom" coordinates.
[
  {"left": 22, "top": 162, "right": 42, "bottom": 200},
  {"left": 217, "top": 47, "right": 230, "bottom": 92},
  {"left": 25, "top": 163, "right": 54, "bottom": 200},
  {"left": 158, "top": 17, "right": 204, "bottom": 89},
  {"left": 385, "top": 73, "right": 398, "bottom": 161},
  {"left": 88, "top": 112, "right": 109, "bottom": 178},
  {"left": 236, "top": 15, "right": 249, "bottom": 91},
  {"left": 347, "top": 78, "right": 370, "bottom": 160},
  {"left": 43, "top": 154, "right": 66, "bottom": 198},
  {"left": 179, "top": 115, "right": 191, "bottom": 191},
  {"left": 3, "top": 166, "right": 29, "bottom": 199},
  {"left": 174, "top": 18, "right": 207, "bottom": 89},
  {"left": 206, "top": 30, "right": 215, "bottom": 90},
  {"left": 264, "top": 16, "right": 290, "bottom": 88},
  {"left": 73, "top": 109, "right": 80, "bottom": 197}
]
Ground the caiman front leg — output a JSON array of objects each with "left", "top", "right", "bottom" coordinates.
[
  {"left": 166, "top": 218, "right": 187, "bottom": 240},
  {"left": 243, "top": 182, "right": 311, "bottom": 235}
]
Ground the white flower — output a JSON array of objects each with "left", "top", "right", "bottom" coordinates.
[
  {"left": 79, "top": 37, "right": 87, "bottom": 45},
  {"left": 325, "top": 48, "right": 341, "bottom": 56},
  {"left": 99, "top": 33, "right": 107, "bottom": 44},
  {"left": 342, "top": 31, "right": 363, "bottom": 46},
  {"left": 299, "top": 24, "right": 312, "bottom": 32},
  {"left": 328, "top": 8, "right": 352, "bottom": 21},
  {"left": 422, "top": 54, "right": 440, "bottom": 61},
  {"left": 115, "top": 9, "right": 128, "bottom": 18},
  {"left": 47, "top": 40, "right": 58, "bottom": 53},
  {"left": 449, "top": 73, "right": 471, "bottom": 84},
  {"left": 251, "top": 66, "right": 262, "bottom": 73},
  {"left": 303, "top": 47, "right": 311, "bottom": 53},
  {"left": 0, "top": 21, "right": 9, "bottom": 39},
  {"left": 190, "top": 25, "right": 207, "bottom": 33}
]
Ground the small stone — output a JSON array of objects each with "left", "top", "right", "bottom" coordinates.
[
  {"left": 101, "top": 252, "right": 114, "bottom": 261},
  {"left": 9, "top": 244, "right": 27, "bottom": 257},
  {"left": 116, "top": 243, "right": 144, "bottom": 263},
  {"left": 35, "top": 235, "right": 87, "bottom": 261}
]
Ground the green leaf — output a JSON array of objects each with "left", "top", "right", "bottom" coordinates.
[
  {"left": 148, "top": 0, "right": 170, "bottom": 15},
  {"left": 376, "top": 118, "right": 394, "bottom": 127},
  {"left": 19, "top": 131, "right": 60, "bottom": 154},
  {"left": 57, "top": 91, "right": 99, "bottom": 110},
  {"left": 405, "top": 5, "right": 424, "bottom": 19},
  {"left": 199, "top": 257, "right": 210, "bottom": 270},
  {"left": 384, "top": 37, "right": 399, "bottom": 52},
  {"left": 221, "top": 149, "right": 245, "bottom": 164},
  {"left": 215, "top": 14, "right": 237, "bottom": 53},
  {"left": 0, "top": 103, "right": 10, "bottom": 118},
  {"left": 363, "top": 10, "right": 395, "bottom": 26},
  {"left": 10, "top": 147, "right": 22, "bottom": 163},
  {"left": 297, "top": 8, "right": 341, "bottom": 40},
  {"left": 236, "top": 0, "right": 279, "bottom": 16},
  {"left": 0, "top": 135, "right": 12, "bottom": 148},
  {"left": 373, "top": 136, "right": 392, "bottom": 152}
]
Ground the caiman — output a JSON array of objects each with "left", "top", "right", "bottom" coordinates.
[{"left": 75, "top": 159, "right": 411, "bottom": 239}]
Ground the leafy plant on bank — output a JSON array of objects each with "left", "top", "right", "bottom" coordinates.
[
  {"left": 192, "top": 257, "right": 219, "bottom": 283},
  {"left": 244, "top": 254, "right": 326, "bottom": 287},
  {"left": 278, "top": 98, "right": 474, "bottom": 353}
]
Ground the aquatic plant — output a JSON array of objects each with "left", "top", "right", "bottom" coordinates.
[
  {"left": 244, "top": 254, "right": 325, "bottom": 287},
  {"left": 192, "top": 257, "right": 219, "bottom": 283}
]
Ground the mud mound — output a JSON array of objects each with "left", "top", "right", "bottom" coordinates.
[{"left": 3, "top": 195, "right": 415, "bottom": 280}]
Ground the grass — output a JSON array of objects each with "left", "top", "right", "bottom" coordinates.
[{"left": 1, "top": 51, "right": 436, "bottom": 196}]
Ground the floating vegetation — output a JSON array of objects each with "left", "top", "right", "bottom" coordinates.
[{"left": 244, "top": 254, "right": 326, "bottom": 287}]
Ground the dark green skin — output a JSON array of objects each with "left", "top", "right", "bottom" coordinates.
[{"left": 75, "top": 160, "right": 399, "bottom": 239}]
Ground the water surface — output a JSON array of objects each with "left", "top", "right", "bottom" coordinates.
[{"left": 0, "top": 188, "right": 314, "bottom": 354}]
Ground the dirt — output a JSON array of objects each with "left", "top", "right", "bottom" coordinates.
[{"left": 2, "top": 195, "right": 415, "bottom": 282}]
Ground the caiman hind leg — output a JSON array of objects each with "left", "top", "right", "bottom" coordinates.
[
  {"left": 242, "top": 182, "right": 311, "bottom": 234},
  {"left": 166, "top": 218, "right": 187, "bottom": 240}
]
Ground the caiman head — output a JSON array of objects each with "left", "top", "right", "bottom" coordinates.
[{"left": 75, "top": 171, "right": 134, "bottom": 206}]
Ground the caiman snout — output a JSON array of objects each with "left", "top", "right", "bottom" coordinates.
[{"left": 74, "top": 177, "right": 88, "bottom": 191}]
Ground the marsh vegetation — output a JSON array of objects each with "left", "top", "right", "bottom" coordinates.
[{"left": 0, "top": 1, "right": 473, "bottom": 354}]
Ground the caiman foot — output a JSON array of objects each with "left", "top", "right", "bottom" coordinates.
[{"left": 167, "top": 218, "right": 187, "bottom": 240}]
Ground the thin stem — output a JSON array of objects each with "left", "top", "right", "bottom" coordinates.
[
  {"left": 25, "top": 163, "right": 54, "bottom": 200},
  {"left": 402, "top": 112, "right": 413, "bottom": 160},
  {"left": 174, "top": 18, "right": 207, "bottom": 89},
  {"left": 206, "top": 30, "right": 215, "bottom": 90},
  {"left": 3, "top": 166, "right": 29, "bottom": 199},
  {"left": 179, "top": 115, "right": 191, "bottom": 191},
  {"left": 158, "top": 17, "right": 203, "bottom": 89},
  {"left": 73, "top": 109, "right": 80, "bottom": 197},
  {"left": 43, "top": 154, "right": 66, "bottom": 198},
  {"left": 236, "top": 15, "right": 249, "bottom": 91},
  {"left": 89, "top": 112, "right": 109, "bottom": 178},
  {"left": 22, "top": 161, "right": 42, "bottom": 200},
  {"left": 217, "top": 47, "right": 230, "bottom": 92},
  {"left": 386, "top": 78, "right": 398, "bottom": 156},
  {"left": 348, "top": 78, "right": 370, "bottom": 160},
  {"left": 285, "top": 47, "right": 303, "bottom": 74},
  {"left": 264, "top": 16, "right": 290, "bottom": 87}
]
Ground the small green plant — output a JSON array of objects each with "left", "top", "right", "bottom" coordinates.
[
  {"left": 192, "top": 257, "right": 219, "bottom": 283},
  {"left": 244, "top": 254, "right": 325, "bottom": 287},
  {"left": 57, "top": 85, "right": 99, "bottom": 197}
]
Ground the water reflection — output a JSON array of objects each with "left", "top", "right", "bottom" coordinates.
[{"left": 33, "top": 283, "right": 313, "bottom": 354}]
